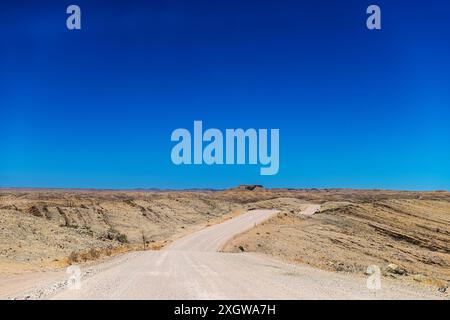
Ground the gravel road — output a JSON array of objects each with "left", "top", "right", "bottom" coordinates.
[{"left": 44, "top": 207, "right": 442, "bottom": 299}]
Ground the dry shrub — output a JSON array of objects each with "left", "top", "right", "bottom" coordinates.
[{"left": 68, "top": 251, "right": 79, "bottom": 264}]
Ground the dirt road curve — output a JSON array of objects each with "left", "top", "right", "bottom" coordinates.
[
  {"left": 300, "top": 204, "right": 321, "bottom": 216},
  {"left": 166, "top": 209, "right": 280, "bottom": 252},
  {"left": 6, "top": 206, "right": 443, "bottom": 299}
]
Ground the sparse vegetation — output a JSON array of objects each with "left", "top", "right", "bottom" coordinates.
[
  {"left": 1, "top": 187, "right": 449, "bottom": 292},
  {"left": 224, "top": 198, "right": 450, "bottom": 289},
  {"left": 0, "top": 188, "right": 243, "bottom": 271}
]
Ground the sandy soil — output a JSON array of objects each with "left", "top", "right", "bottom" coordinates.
[
  {"left": 6, "top": 208, "right": 444, "bottom": 300},
  {"left": 224, "top": 198, "right": 450, "bottom": 294},
  {"left": 0, "top": 189, "right": 243, "bottom": 272},
  {"left": 1, "top": 187, "right": 449, "bottom": 298}
]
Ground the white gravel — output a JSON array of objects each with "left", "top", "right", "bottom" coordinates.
[{"left": 6, "top": 208, "right": 445, "bottom": 300}]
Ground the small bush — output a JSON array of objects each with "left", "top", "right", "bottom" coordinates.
[
  {"left": 117, "top": 233, "right": 128, "bottom": 244},
  {"left": 68, "top": 251, "right": 79, "bottom": 264},
  {"left": 101, "top": 228, "right": 128, "bottom": 243},
  {"left": 87, "top": 248, "right": 100, "bottom": 259}
]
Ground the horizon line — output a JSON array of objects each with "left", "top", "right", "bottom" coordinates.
[{"left": 0, "top": 186, "right": 449, "bottom": 193}]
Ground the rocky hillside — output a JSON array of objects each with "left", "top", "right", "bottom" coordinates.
[
  {"left": 0, "top": 190, "right": 243, "bottom": 271},
  {"left": 224, "top": 197, "right": 450, "bottom": 291},
  {"left": 1, "top": 187, "right": 449, "bottom": 292}
]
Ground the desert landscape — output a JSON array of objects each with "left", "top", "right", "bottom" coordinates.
[{"left": 0, "top": 186, "right": 449, "bottom": 299}]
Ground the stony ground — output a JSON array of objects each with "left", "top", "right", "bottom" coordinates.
[
  {"left": 223, "top": 190, "right": 450, "bottom": 292},
  {"left": 0, "top": 189, "right": 243, "bottom": 272},
  {"left": 1, "top": 187, "right": 449, "bottom": 295}
]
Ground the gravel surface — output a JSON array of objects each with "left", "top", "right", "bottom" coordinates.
[{"left": 41, "top": 208, "right": 443, "bottom": 300}]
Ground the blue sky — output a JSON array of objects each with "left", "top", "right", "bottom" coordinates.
[{"left": 1, "top": 0, "right": 449, "bottom": 190}]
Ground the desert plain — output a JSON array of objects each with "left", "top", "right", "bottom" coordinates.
[{"left": 0, "top": 186, "right": 449, "bottom": 299}]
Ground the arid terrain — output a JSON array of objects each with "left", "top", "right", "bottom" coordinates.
[
  {"left": 0, "top": 189, "right": 243, "bottom": 273},
  {"left": 1, "top": 187, "right": 449, "bottom": 298}
]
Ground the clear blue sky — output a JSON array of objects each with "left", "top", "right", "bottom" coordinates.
[{"left": 1, "top": 0, "right": 449, "bottom": 190}]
